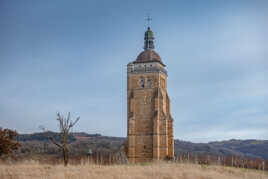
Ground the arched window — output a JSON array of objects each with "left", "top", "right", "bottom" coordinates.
[
  {"left": 147, "top": 79, "right": 151, "bottom": 88},
  {"left": 140, "top": 78, "right": 144, "bottom": 88}
]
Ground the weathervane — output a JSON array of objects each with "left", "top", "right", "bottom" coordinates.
[{"left": 145, "top": 14, "right": 152, "bottom": 27}]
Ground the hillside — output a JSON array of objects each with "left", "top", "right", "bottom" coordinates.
[
  {"left": 16, "top": 132, "right": 268, "bottom": 160},
  {"left": 174, "top": 139, "right": 268, "bottom": 159}
]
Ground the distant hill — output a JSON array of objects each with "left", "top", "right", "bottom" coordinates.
[
  {"left": 174, "top": 139, "right": 268, "bottom": 159},
  {"left": 209, "top": 139, "right": 268, "bottom": 159},
  {"left": 17, "top": 132, "right": 268, "bottom": 160}
]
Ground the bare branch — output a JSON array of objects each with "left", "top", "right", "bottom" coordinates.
[
  {"left": 49, "top": 137, "right": 63, "bottom": 149},
  {"left": 67, "top": 112, "right": 71, "bottom": 126},
  {"left": 70, "top": 117, "right": 80, "bottom": 128}
]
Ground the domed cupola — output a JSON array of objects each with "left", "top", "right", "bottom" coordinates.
[{"left": 134, "top": 27, "right": 165, "bottom": 66}]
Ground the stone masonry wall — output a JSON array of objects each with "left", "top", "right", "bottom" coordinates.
[{"left": 127, "top": 64, "right": 174, "bottom": 163}]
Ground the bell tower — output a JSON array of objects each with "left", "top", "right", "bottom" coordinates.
[{"left": 127, "top": 26, "right": 174, "bottom": 163}]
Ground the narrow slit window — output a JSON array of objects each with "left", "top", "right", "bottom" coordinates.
[
  {"left": 147, "top": 79, "right": 151, "bottom": 88},
  {"left": 140, "top": 78, "right": 145, "bottom": 88}
]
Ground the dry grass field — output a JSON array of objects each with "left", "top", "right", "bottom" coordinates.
[{"left": 0, "top": 161, "right": 267, "bottom": 179}]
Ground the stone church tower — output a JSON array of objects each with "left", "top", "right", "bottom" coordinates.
[{"left": 127, "top": 27, "right": 174, "bottom": 163}]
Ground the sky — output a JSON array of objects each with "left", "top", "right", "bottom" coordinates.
[{"left": 0, "top": 0, "right": 267, "bottom": 143}]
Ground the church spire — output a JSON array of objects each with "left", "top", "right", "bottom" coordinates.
[{"left": 144, "top": 27, "right": 155, "bottom": 50}]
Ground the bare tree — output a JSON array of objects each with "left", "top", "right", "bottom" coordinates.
[{"left": 49, "top": 112, "right": 79, "bottom": 166}]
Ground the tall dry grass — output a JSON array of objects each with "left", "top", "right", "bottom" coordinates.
[{"left": 0, "top": 161, "right": 267, "bottom": 179}]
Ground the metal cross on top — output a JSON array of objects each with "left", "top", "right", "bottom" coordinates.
[{"left": 145, "top": 15, "right": 152, "bottom": 27}]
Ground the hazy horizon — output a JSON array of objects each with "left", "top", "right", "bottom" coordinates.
[{"left": 18, "top": 129, "right": 268, "bottom": 144}]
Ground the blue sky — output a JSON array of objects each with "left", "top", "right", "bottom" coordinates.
[{"left": 0, "top": 0, "right": 267, "bottom": 142}]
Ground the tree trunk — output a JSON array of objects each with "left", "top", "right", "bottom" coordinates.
[{"left": 63, "top": 148, "right": 69, "bottom": 166}]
